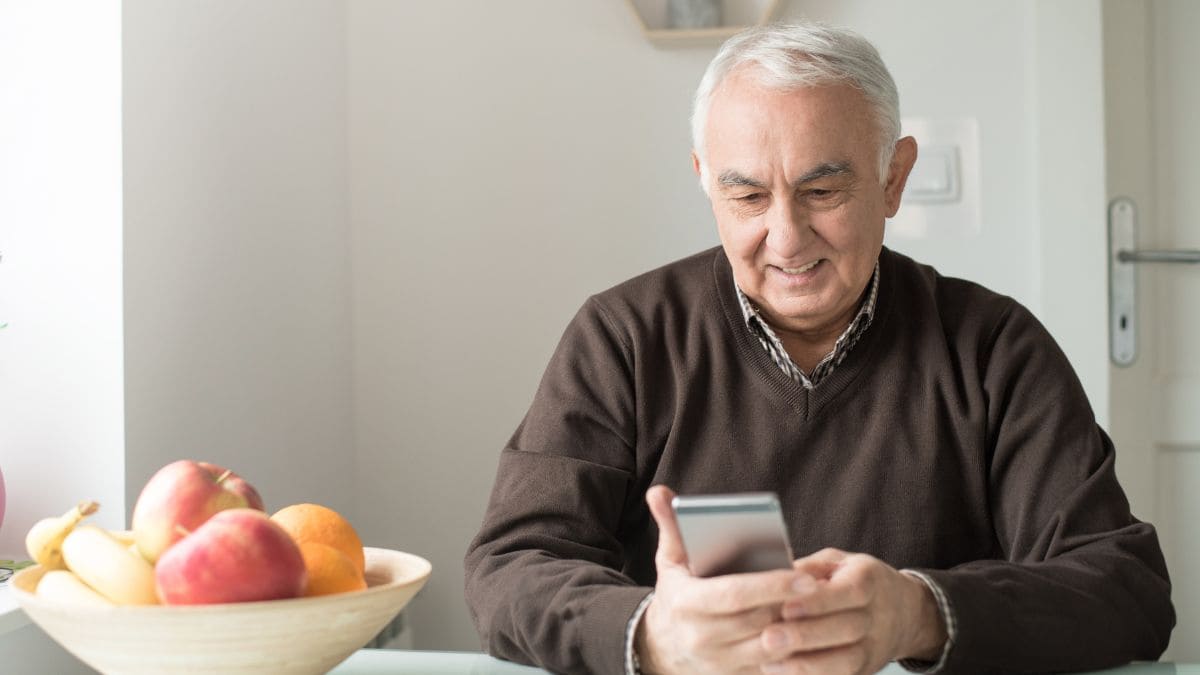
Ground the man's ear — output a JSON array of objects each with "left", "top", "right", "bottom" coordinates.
[
  {"left": 883, "top": 136, "right": 918, "bottom": 217},
  {"left": 692, "top": 151, "right": 712, "bottom": 196}
]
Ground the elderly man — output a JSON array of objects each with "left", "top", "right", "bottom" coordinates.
[{"left": 464, "top": 22, "right": 1174, "bottom": 675}]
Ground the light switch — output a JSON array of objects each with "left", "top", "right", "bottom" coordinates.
[{"left": 904, "top": 145, "right": 959, "bottom": 203}]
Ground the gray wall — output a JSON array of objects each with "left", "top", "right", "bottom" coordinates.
[
  {"left": 123, "top": 1, "right": 355, "bottom": 515},
  {"left": 346, "top": 0, "right": 719, "bottom": 650}
]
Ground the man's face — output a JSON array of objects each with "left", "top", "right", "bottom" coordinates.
[{"left": 697, "top": 69, "right": 914, "bottom": 337}]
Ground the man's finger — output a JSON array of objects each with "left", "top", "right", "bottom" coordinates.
[
  {"left": 646, "top": 485, "right": 688, "bottom": 570},
  {"left": 681, "top": 568, "right": 814, "bottom": 615},
  {"left": 696, "top": 604, "right": 781, "bottom": 645},
  {"left": 791, "top": 547, "right": 846, "bottom": 580},
  {"left": 759, "top": 609, "right": 869, "bottom": 658},
  {"left": 782, "top": 556, "right": 876, "bottom": 619}
]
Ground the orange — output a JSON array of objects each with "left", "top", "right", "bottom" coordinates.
[
  {"left": 270, "top": 503, "right": 366, "bottom": 576},
  {"left": 297, "top": 541, "right": 366, "bottom": 597}
]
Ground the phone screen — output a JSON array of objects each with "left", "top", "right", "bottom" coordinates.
[{"left": 672, "top": 492, "right": 794, "bottom": 577}]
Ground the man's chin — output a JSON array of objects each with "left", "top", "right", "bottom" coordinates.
[{"left": 758, "top": 299, "right": 827, "bottom": 330}]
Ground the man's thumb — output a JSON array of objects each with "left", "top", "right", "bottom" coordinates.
[{"left": 646, "top": 485, "right": 688, "bottom": 570}]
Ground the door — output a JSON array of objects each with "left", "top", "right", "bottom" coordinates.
[{"left": 1105, "top": 0, "right": 1200, "bottom": 660}]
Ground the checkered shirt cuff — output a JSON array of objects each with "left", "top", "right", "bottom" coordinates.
[
  {"left": 624, "top": 591, "right": 655, "bottom": 675},
  {"left": 896, "top": 570, "right": 955, "bottom": 673}
]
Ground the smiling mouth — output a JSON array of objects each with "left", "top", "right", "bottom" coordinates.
[{"left": 776, "top": 259, "right": 823, "bottom": 275}]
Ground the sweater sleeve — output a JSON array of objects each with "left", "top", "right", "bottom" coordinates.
[
  {"left": 912, "top": 302, "right": 1175, "bottom": 673},
  {"left": 464, "top": 297, "right": 651, "bottom": 675}
]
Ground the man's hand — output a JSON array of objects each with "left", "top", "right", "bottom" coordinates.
[
  {"left": 636, "top": 485, "right": 812, "bottom": 674},
  {"left": 636, "top": 486, "right": 947, "bottom": 675},
  {"left": 755, "top": 547, "right": 948, "bottom": 674}
]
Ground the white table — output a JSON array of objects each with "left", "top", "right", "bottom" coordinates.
[
  {"left": 332, "top": 650, "right": 1200, "bottom": 675},
  {"left": 0, "top": 583, "right": 31, "bottom": 636}
]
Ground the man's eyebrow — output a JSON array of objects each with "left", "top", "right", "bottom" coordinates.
[
  {"left": 717, "top": 171, "right": 767, "bottom": 190},
  {"left": 716, "top": 163, "right": 855, "bottom": 191},
  {"left": 793, "top": 162, "right": 854, "bottom": 187}
]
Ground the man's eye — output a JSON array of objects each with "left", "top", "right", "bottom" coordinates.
[
  {"left": 735, "top": 194, "right": 764, "bottom": 203},
  {"left": 807, "top": 189, "right": 836, "bottom": 199}
]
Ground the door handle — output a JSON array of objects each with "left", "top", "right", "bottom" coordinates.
[
  {"left": 1109, "top": 198, "right": 1138, "bottom": 367},
  {"left": 1116, "top": 249, "right": 1200, "bottom": 264},
  {"left": 1108, "top": 197, "right": 1199, "bottom": 367}
]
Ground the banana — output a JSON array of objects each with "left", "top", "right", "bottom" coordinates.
[
  {"left": 36, "top": 570, "right": 115, "bottom": 608},
  {"left": 61, "top": 525, "right": 159, "bottom": 605},
  {"left": 109, "top": 529, "right": 136, "bottom": 547},
  {"left": 128, "top": 542, "right": 152, "bottom": 563},
  {"left": 108, "top": 529, "right": 155, "bottom": 563},
  {"left": 25, "top": 501, "right": 100, "bottom": 570}
]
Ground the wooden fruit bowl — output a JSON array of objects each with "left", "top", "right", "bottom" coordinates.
[{"left": 12, "top": 547, "right": 431, "bottom": 675}]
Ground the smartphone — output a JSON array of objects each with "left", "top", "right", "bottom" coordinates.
[{"left": 671, "top": 492, "right": 794, "bottom": 577}]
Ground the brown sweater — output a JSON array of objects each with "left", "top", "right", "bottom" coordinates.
[{"left": 464, "top": 246, "right": 1174, "bottom": 674}]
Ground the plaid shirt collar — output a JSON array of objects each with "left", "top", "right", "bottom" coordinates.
[{"left": 735, "top": 260, "right": 880, "bottom": 390}]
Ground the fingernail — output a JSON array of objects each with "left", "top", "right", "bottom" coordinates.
[
  {"left": 762, "top": 662, "right": 785, "bottom": 674},
  {"left": 763, "top": 627, "right": 789, "bottom": 650},
  {"left": 792, "top": 575, "right": 816, "bottom": 593}
]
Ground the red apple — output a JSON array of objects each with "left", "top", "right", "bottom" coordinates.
[
  {"left": 155, "top": 508, "right": 307, "bottom": 604},
  {"left": 196, "top": 461, "right": 265, "bottom": 511},
  {"left": 131, "top": 460, "right": 265, "bottom": 563}
]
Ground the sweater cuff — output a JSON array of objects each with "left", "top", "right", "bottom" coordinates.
[
  {"left": 624, "top": 591, "right": 655, "bottom": 675},
  {"left": 897, "top": 570, "right": 956, "bottom": 673}
]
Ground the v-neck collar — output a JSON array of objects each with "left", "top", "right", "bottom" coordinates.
[
  {"left": 733, "top": 261, "right": 880, "bottom": 389},
  {"left": 713, "top": 248, "right": 895, "bottom": 420}
]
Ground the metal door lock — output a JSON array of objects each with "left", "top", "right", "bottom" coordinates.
[{"left": 1108, "top": 197, "right": 1200, "bottom": 366}]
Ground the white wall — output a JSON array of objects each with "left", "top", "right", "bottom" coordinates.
[
  {"left": 346, "top": 0, "right": 718, "bottom": 650},
  {"left": 122, "top": 1, "right": 355, "bottom": 516},
  {"left": 0, "top": 2, "right": 124, "bottom": 670},
  {"left": 0, "top": 0, "right": 125, "bottom": 552}
]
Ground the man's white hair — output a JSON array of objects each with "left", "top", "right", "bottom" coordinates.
[{"left": 692, "top": 22, "right": 901, "bottom": 190}]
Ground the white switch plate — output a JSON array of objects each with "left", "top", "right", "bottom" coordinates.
[
  {"left": 888, "top": 117, "right": 981, "bottom": 238},
  {"left": 905, "top": 145, "right": 959, "bottom": 202}
]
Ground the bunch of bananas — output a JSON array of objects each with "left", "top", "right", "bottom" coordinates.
[{"left": 25, "top": 502, "right": 158, "bottom": 606}]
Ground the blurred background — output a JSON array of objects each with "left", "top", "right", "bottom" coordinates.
[{"left": 2, "top": 0, "right": 1198, "bottom": 669}]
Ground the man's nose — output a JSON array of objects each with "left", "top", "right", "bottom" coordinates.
[{"left": 764, "top": 199, "right": 816, "bottom": 257}]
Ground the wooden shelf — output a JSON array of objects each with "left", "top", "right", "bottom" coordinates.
[
  {"left": 625, "top": 0, "right": 782, "bottom": 48},
  {"left": 644, "top": 26, "right": 746, "bottom": 48}
]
